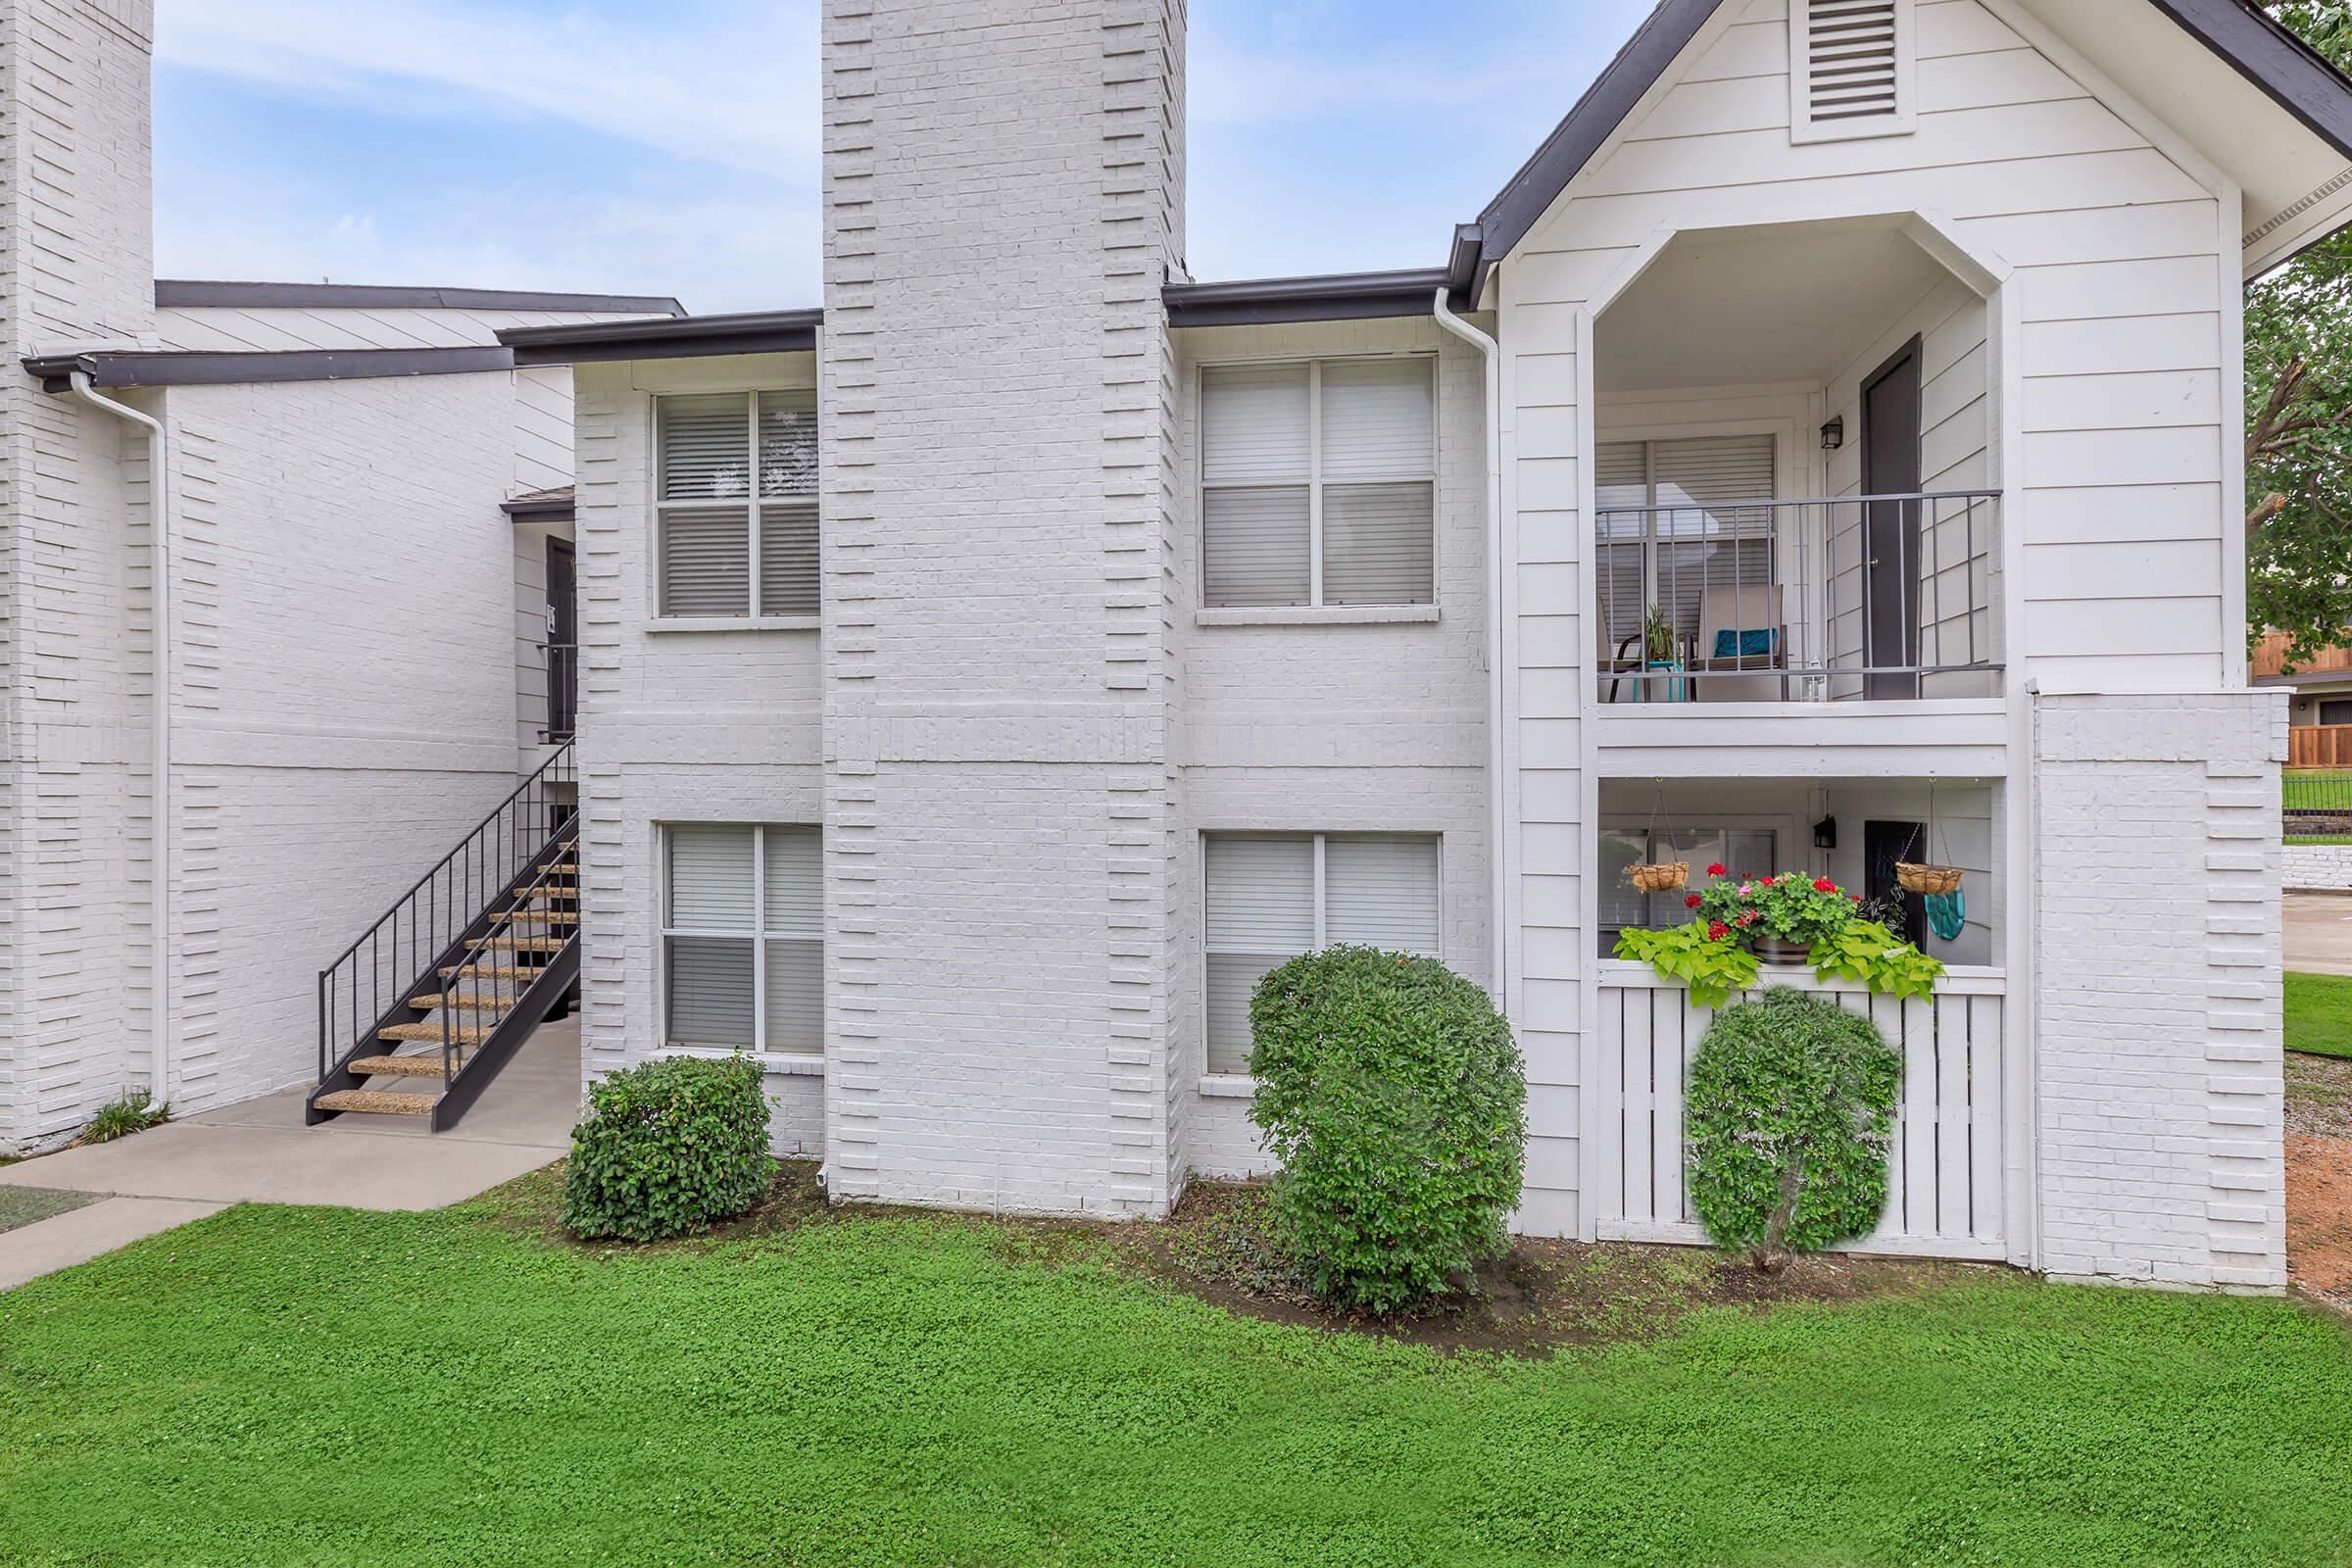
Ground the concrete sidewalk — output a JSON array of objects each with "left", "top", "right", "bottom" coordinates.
[
  {"left": 0, "top": 1017, "right": 580, "bottom": 1292},
  {"left": 2287, "top": 891, "right": 2352, "bottom": 977}
]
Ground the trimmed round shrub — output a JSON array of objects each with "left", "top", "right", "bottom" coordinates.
[
  {"left": 1248, "top": 946, "right": 1526, "bottom": 1313},
  {"left": 1685, "top": 987, "right": 1901, "bottom": 1270},
  {"left": 561, "top": 1054, "right": 775, "bottom": 1242}
]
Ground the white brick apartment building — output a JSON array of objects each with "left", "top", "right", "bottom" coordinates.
[{"left": 11, "top": 0, "right": 2352, "bottom": 1292}]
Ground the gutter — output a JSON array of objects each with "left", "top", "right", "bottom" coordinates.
[
  {"left": 64, "top": 371, "right": 172, "bottom": 1105},
  {"left": 1431, "top": 287, "right": 1510, "bottom": 1009}
]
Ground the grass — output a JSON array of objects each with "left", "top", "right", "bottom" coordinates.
[
  {"left": 2284, "top": 770, "right": 2352, "bottom": 809},
  {"left": 0, "top": 1186, "right": 95, "bottom": 1237},
  {"left": 2, "top": 1192, "right": 2349, "bottom": 1566},
  {"left": 2287, "top": 971, "right": 2352, "bottom": 1060},
  {"left": 76, "top": 1088, "right": 168, "bottom": 1145}
]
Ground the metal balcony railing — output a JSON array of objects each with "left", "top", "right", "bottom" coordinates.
[{"left": 1595, "top": 490, "right": 2002, "bottom": 703}]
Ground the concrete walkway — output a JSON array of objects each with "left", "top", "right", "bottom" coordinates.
[
  {"left": 0, "top": 1016, "right": 580, "bottom": 1292},
  {"left": 2287, "top": 891, "right": 2352, "bottom": 977}
]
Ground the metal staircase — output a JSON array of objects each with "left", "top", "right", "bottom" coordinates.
[{"left": 309, "top": 743, "right": 578, "bottom": 1131}]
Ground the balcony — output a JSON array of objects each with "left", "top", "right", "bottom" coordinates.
[{"left": 1595, "top": 490, "right": 2002, "bottom": 706}]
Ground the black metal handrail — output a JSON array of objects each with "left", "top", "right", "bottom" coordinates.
[
  {"left": 317, "top": 741, "right": 576, "bottom": 1086},
  {"left": 434, "top": 846, "right": 575, "bottom": 1083}
]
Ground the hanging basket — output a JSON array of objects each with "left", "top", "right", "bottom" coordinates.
[
  {"left": 1628, "top": 861, "right": 1690, "bottom": 894},
  {"left": 1896, "top": 861, "right": 1964, "bottom": 897}
]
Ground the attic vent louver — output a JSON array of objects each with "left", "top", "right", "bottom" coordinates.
[{"left": 1791, "top": 0, "right": 1915, "bottom": 144}]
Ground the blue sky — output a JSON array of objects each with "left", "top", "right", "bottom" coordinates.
[{"left": 154, "top": 0, "right": 1657, "bottom": 314}]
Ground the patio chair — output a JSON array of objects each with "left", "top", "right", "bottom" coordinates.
[{"left": 1689, "top": 583, "right": 1788, "bottom": 702}]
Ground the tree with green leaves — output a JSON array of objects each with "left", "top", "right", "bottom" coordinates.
[{"left": 2248, "top": 3, "right": 2352, "bottom": 669}]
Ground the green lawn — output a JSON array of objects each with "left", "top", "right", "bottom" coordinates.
[
  {"left": 2286, "top": 970, "right": 2352, "bottom": 1059},
  {"left": 2, "top": 1200, "right": 2349, "bottom": 1565},
  {"left": 0, "top": 1186, "right": 94, "bottom": 1237}
]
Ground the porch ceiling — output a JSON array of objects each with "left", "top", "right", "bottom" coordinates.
[{"left": 1592, "top": 221, "right": 1954, "bottom": 394}]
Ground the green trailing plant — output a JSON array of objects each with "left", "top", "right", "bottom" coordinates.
[
  {"left": 1809, "top": 918, "right": 1945, "bottom": 1002},
  {"left": 1642, "top": 603, "right": 1677, "bottom": 662},
  {"left": 1611, "top": 921, "right": 1759, "bottom": 1010},
  {"left": 1685, "top": 988, "right": 1902, "bottom": 1272},
  {"left": 79, "top": 1090, "right": 168, "bottom": 1145},
  {"left": 561, "top": 1054, "right": 775, "bottom": 1243},
  {"left": 1247, "top": 946, "right": 1526, "bottom": 1314}
]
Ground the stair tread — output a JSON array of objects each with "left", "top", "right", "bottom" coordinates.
[
  {"left": 409, "top": 992, "right": 513, "bottom": 1009},
  {"left": 440, "top": 961, "right": 547, "bottom": 980},
  {"left": 379, "top": 1020, "right": 497, "bottom": 1045},
  {"left": 350, "top": 1053, "right": 452, "bottom": 1079},
  {"left": 497, "top": 909, "right": 578, "bottom": 925},
  {"left": 466, "top": 935, "right": 569, "bottom": 953},
  {"left": 315, "top": 1089, "right": 436, "bottom": 1116}
]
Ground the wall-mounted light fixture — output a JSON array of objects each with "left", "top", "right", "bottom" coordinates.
[
  {"left": 1820, "top": 416, "right": 1845, "bottom": 453},
  {"left": 1813, "top": 815, "right": 1838, "bottom": 851}
]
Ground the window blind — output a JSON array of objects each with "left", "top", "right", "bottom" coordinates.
[
  {"left": 1595, "top": 435, "right": 1776, "bottom": 646},
  {"left": 1200, "top": 357, "right": 1434, "bottom": 609},
  {"left": 657, "top": 390, "right": 820, "bottom": 618},
  {"left": 1202, "top": 832, "right": 1442, "bottom": 1075},
  {"left": 664, "top": 823, "right": 824, "bottom": 1055}
]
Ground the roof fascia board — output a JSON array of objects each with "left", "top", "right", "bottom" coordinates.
[
  {"left": 1472, "top": 0, "right": 1732, "bottom": 288},
  {"left": 502, "top": 496, "right": 576, "bottom": 520},
  {"left": 2142, "top": 0, "right": 2352, "bottom": 160},
  {"left": 22, "top": 345, "right": 515, "bottom": 393},
  {"left": 1163, "top": 269, "right": 1458, "bottom": 327},
  {"left": 156, "top": 279, "right": 687, "bottom": 316},
  {"left": 498, "top": 310, "right": 823, "bottom": 367}
]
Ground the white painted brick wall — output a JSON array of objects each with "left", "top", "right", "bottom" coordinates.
[
  {"left": 815, "top": 0, "right": 1185, "bottom": 1217},
  {"left": 2034, "top": 692, "right": 2287, "bottom": 1290},
  {"left": 2282, "top": 843, "right": 2352, "bottom": 891}
]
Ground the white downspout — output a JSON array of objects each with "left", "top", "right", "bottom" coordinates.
[
  {"left": 1433, "top": 288, "right": 1508, "bottom": 1008},
  {"left": 67, "top": 370, "right": 172, "bottom": 1104}
]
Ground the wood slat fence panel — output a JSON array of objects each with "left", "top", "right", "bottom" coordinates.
[{"left": 1594, "top": 966, "right": 2006, "bottom": 1258}]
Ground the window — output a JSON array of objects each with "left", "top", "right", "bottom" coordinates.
[
  {"left": 1597, "top": 826, "right": 1778, "bottom": 953},
  {"left": 656, "top": 390, "right": 818, "bottom": 618},
  {"left": 663, "top": 823, "right": 821, "bottom": 1054},
  {"left": 1595, "top": 435, "right": 1777, "bottom": 658},
  {"left": 1789, "top": 0, "right": 1914, "bottom": 144},
  {"left": 2323, "top": 699, "right": 2352, "bottom": 727},
  {"left": 1202, "top": 833, "right": 1441, "bottom": 1075},
  {"left": 1200, "top": 357, "right": 1436, "bottom": 609}
]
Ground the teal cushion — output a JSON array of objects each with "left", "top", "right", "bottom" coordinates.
[{"left": 1711, "top": 627, "right": 1778, "bottom": 660}]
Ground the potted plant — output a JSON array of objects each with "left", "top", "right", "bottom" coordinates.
[
  {"left": 1642, "top": 603, "right": 1678, "bottom": 663},
  {"left": 1691, "top": 868, "right": 1862, "bottom": 965}
]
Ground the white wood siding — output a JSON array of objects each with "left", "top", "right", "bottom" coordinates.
[{"left": 1499, "top": 0, "right": 2236, "bottom": 1236}]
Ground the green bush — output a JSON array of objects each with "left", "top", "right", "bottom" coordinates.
[
  {"left": 1685, "top": 988, "right": 1901, "bottom": 1271},
  {"left": 1248, "top": 946, "right": 1526, "bottom": 1314},
  {"left": 561, "top": 1054, "right": 775, "bottom": 1242}
]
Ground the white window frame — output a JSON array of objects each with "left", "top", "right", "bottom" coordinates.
[
  {"left": 652, "top": 388, "right": 819, "bottom": 624},
  {"left": 1199, "top": 830, "right": 1444, "bottom": 1084},
  {"left": 1788, "top": 0, "right": 1916, "bottom": 146},
  {"left": 1596, "top": 817, "right": 1788, "bottom": 946},
  {"left": 1196, "top": 353, "right": 1440, "bottom": 611},
  {"left": 660, "top": 822, "right": 822, "bottom": 1057}
]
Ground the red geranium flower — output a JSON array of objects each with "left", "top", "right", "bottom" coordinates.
[
  {"left": 1707, "top": 920, "right": 1731, "bottom": 942},
  {"left": 1738, "top": 912, "right": 1756, "bottom": 926},
  {"left": 1685, "top": 894, "right": 1702, "bottom": 908},
  {"left": 1848, "top": 892, "right": 1862, "bottom": 902},
  {"left": 1706, "top": 863, "right": 1727, "bottom": 877},
  {"left": 1813, "top": 877, "right": 1837, "bottom": 894}
]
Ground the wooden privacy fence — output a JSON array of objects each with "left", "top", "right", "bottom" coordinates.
[
  {"left": 2288, "top": 726, "right": 2352, "bottom": 769},
  {"left": 1593, "top": 965, "right": 2007, "bottom": 1258}
]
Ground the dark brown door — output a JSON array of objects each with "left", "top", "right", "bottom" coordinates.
[
  {"left": 546, "top": 538, "right": 576, "bottom": 741},
  {"left": 1862, "top": 337, "right": 1922, "bottom": 701}
]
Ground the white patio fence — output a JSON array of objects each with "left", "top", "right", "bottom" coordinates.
[{"left": 1592, "top": 963, "right": 2007, "bottom": 1258}]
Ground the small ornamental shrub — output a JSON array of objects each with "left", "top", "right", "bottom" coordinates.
[
  {"left": 1248, "top": 946, "right": 1526, "bottom": 1314},
  {"left": 561, "top": 1054, "right": 774, "bottom": 1242},
  {"left": 1685, "top": 988, "right": 1901, "bottom": 1272}
]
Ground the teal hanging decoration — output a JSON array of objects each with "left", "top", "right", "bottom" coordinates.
[{"left": 1925, "top": 890, "right": 1965, "bottom": 942}]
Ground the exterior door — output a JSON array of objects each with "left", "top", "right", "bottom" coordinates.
[
  {"left": 1864, "top": 819, "right": 1928, "bottom": 948},
  {"left": 1861, "top": 337, "right": 1922, "bottom": 700},
  {"left": 546, "top": 538, "right": 576, "bottom": 741}
]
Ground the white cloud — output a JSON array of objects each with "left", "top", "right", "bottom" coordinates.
[{"left": 157, "top": 0, "right": 823, "bottom": 177}]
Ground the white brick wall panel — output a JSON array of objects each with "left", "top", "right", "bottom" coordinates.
[{"left": 2033, "top": 692, "right": 2288, "bottom": 1290}]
